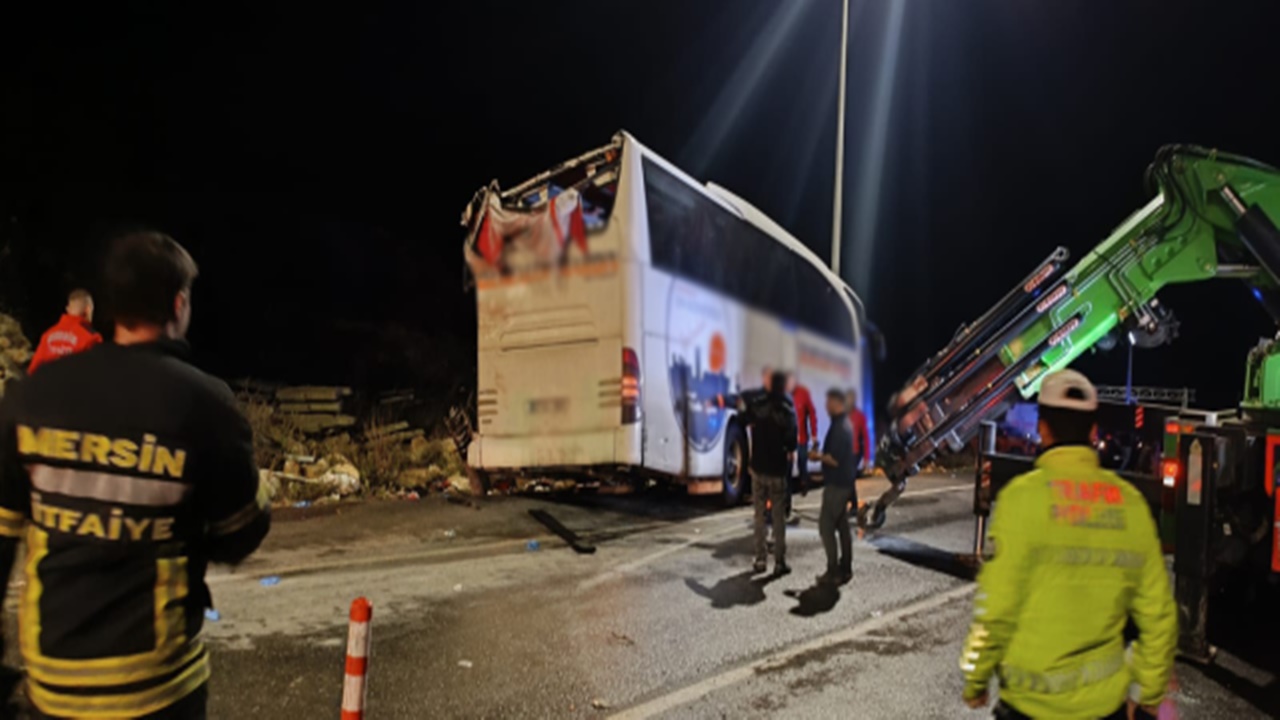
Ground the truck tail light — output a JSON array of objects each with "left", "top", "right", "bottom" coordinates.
[
  {"left": 1162, "top": 459, "right": 1180, "bottom": 488},
  {"left": 622, "top": 347, "right": 641, "bottom": 424}
]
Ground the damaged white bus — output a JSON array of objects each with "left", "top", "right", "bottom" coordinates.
[{"left": 460, "top": 131, "right": 876, "bottom": 504}]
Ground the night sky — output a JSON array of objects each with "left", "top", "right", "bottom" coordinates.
[{"left": 4, "top": 1, "right": 1280, "bottom": 409}]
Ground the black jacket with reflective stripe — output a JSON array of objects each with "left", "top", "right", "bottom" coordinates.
[{"left": 0, "top": 339, "right": 270, "bottom": 716}]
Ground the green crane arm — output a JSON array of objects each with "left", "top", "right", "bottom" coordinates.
[{"left": 876, "top": 146, "right": 1280, "bottom": 496}]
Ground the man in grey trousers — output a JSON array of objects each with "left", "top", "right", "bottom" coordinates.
[{"left": 811, "top": 388, "right": 858, "bottom": 585}]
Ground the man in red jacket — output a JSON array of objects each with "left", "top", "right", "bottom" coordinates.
[
  {"left": 28, "top": 289, "right": 103, "bottom": 375},
  {"left": 789, "top": 376, "right": 818, "bottom": 519},
  {"left": 846, "top": 387, "right": 870, "bottom": 473}
]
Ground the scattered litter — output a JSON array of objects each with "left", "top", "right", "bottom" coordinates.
[
  {"left": 871, "top": 610, "right": 883, "bottom": 618},
  {"left": 591, "top": 699, "right": 611, "bottom": 710},
  {"left": 694, "top": 528, "right": 702, "bottom": 534},
  {"left": 457, "top": 660, "right": 473, "bottom": 669},
  {"left": 609, "top": 631, "right": 635, "bottom": 647},
  {"left": 526, "top": 539, "right": 541, "bottom": 552},
  {"left": 292, "top": 500, "right": 311, "bottom": 509},
  {"left": 260, "top": 576, "right": 282, "bottom": 587},
  {"left": 453, "top": 583, "right": 463, "bottom": 592},
  {"left": 204, "top": 608, "right": 221, "bottom": 622},
  {"left": 404, "top": 491, "right": 420, "bottom": 501},
  {"left": 443, "top": 529, "right": 457, "bottom": 539}
]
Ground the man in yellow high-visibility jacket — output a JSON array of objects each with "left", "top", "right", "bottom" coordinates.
[{"left": 960, "top": 369, "right": 1177, "bottom": 720}]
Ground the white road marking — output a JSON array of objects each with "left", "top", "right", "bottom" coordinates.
[
  {"left": 606, "top": 583, "right": 976, "bottom": 720},
  {"left": 890, "top": 483, "right": 970, "bottom": 498}
]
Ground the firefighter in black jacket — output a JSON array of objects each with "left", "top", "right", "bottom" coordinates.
[{"left": 0, "top": 232, "right": 270, "bottom": 719}]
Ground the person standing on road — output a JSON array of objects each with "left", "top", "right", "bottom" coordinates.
[
  {"left": 27, "top": 288, "right": 103, "bottom": 375},
  {"left": 960, "top": 369, "right": 1176, "bottom": 720},
  {"left": 0, "top": 231, "right": 271, "bottom": 719},
  {"left": 739, "top": 370, "right": 797, "bottom": 576},
  {"left": 788, "top": 374, "right": 818, "bottom": 524},
  {"left": 810, "top": 389, "right": 856, "bottom": 585}
]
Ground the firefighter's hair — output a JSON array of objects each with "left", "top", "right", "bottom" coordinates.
[
  {"left": 67, "top": 288, "right": 92, "bottom": 305},
  {"left": 827, "top": 388, "right": 846, "bottom": 403},
  {"left": 1037, "top": 405, "right": 1096, "bottom": 445},
  {"left": 103, "top": 232, "right": 199, "bottom": 327}
]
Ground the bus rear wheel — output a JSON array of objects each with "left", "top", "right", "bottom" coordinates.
[{"left": 723, "top": 424, "right": 748, "bottom": 507}]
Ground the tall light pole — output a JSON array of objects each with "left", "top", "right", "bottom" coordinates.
[{"left": 830, "top": 0, "right": 851, "bottom": 276}]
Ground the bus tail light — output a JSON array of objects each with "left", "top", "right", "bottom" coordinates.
[
  {"left": 622, "top": 347, "right": 641, "bottom": 424},
  {"left": 1162, "top": 459, "right": 1180, "bottom": 488}
]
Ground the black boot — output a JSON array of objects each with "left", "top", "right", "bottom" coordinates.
[{"left": 838, "top": 565, "right": 853, "bottom": 585}]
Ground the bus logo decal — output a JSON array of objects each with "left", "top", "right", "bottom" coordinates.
[{"left": 667, "top": 281, "right": 732, "bottom": 454}]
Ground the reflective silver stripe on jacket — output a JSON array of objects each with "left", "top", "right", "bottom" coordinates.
[
  {"left": 999, "top": 651, "right": 1125, "bottom": 695},
  {"left": 29, "top": 465, "right": 188, "bottom": 507}
]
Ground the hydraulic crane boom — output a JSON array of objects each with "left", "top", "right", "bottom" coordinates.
[{"left": 865, "top": 145, "right": 1280, "bottom": 529}]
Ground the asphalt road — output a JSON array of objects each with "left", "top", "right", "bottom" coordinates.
[{"left": 179, "top": 475, "right": 1277, "bottom": 719}]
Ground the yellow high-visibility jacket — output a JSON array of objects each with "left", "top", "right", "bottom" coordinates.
[{"left": 961, "top": 445, "right": 1177, "bottom": 718}]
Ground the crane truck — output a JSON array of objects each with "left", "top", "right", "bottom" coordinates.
[{"left": 868, "top": 145, "right": 1280, "bottom": 659}]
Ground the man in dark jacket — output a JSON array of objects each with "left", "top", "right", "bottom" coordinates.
[
  {"left": 740, "top": 370, "right": 798, "bottom": 575},
  {"left": 811, "top": 389, "right": 857, "bottom": 585},
  {"left": 0, "top": 231, "right": 270, "bottom": 719}
]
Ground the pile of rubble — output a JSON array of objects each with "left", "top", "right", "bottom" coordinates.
[
  {"left": 234, "top": 382, "right": 358, "bottom": 434},
  {"left": 239, "top": 381, "right": 469, "bottom": 504},
  {"left": 261, "top": 452, "right": 363, "bottom": 502}
]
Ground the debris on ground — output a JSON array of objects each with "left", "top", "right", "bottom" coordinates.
[
  {"left": 260, "top": 576, "right": 282, "bottom": 587},
  {"left": 528, "top": 509, "right": 596, "bottom": 554},
  {"left": 609, "top": 632, "right": 635, "bottom": 647},
  {"left": 204, "top": 608, "right": 222, "bottom": 622},
  {"left": 453, "top": 584, "right": 463, "bottom": 592},
  {"left": 443, "top": 529, "right": 457, "bottom": 539},
  {"left": 457, "top": 660, "right": 473, "bottom": 669},
  {"left": 237, "top": 382, "right": 465, "bottom": 503},
  {"left": 525, "top": 540, "right": 540, "bottom": 552},
  {"left": 591, "top": 699, "right": 611, "bottom": 710}
]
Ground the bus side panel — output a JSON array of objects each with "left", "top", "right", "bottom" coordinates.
[{"left": 641, "top": 272, "right": 752, "bottom": 478}]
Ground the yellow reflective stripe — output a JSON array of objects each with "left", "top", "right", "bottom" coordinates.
[
  {"left": 21, "top": 530, "right": 198, "bottom": 687},
  {"left": 26, "top": 642, "right": 205, "bottom": 688},
  {"left": 0, "top": 509, "right": 24, "bottom": 538},
  {"left": 28, "top": 653, "right": 209, "bottom": 718},
  {"left": 19, "top": 526, "right": 48, "bottom": 664},
  {"left": 209, "top": 494, "right": 267, "bottom": 537},
  {"left": 155, "top": 557, "right": 188, "bottom": 656}
]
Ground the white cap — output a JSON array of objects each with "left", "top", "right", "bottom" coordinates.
[{"left": 1037, "top": 369, "right": 1098, "bottom": 412}]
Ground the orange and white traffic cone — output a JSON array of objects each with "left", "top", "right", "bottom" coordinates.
[{"left": 341, "top": 597, "right": 373, "bottom": 720}]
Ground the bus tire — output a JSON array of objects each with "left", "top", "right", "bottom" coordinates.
[
  {"left": 466, "top": 466, "right": 490, "bottom": 497},
  {"left": 723, "top": 424, "right": 749, "bottom": 507}
]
